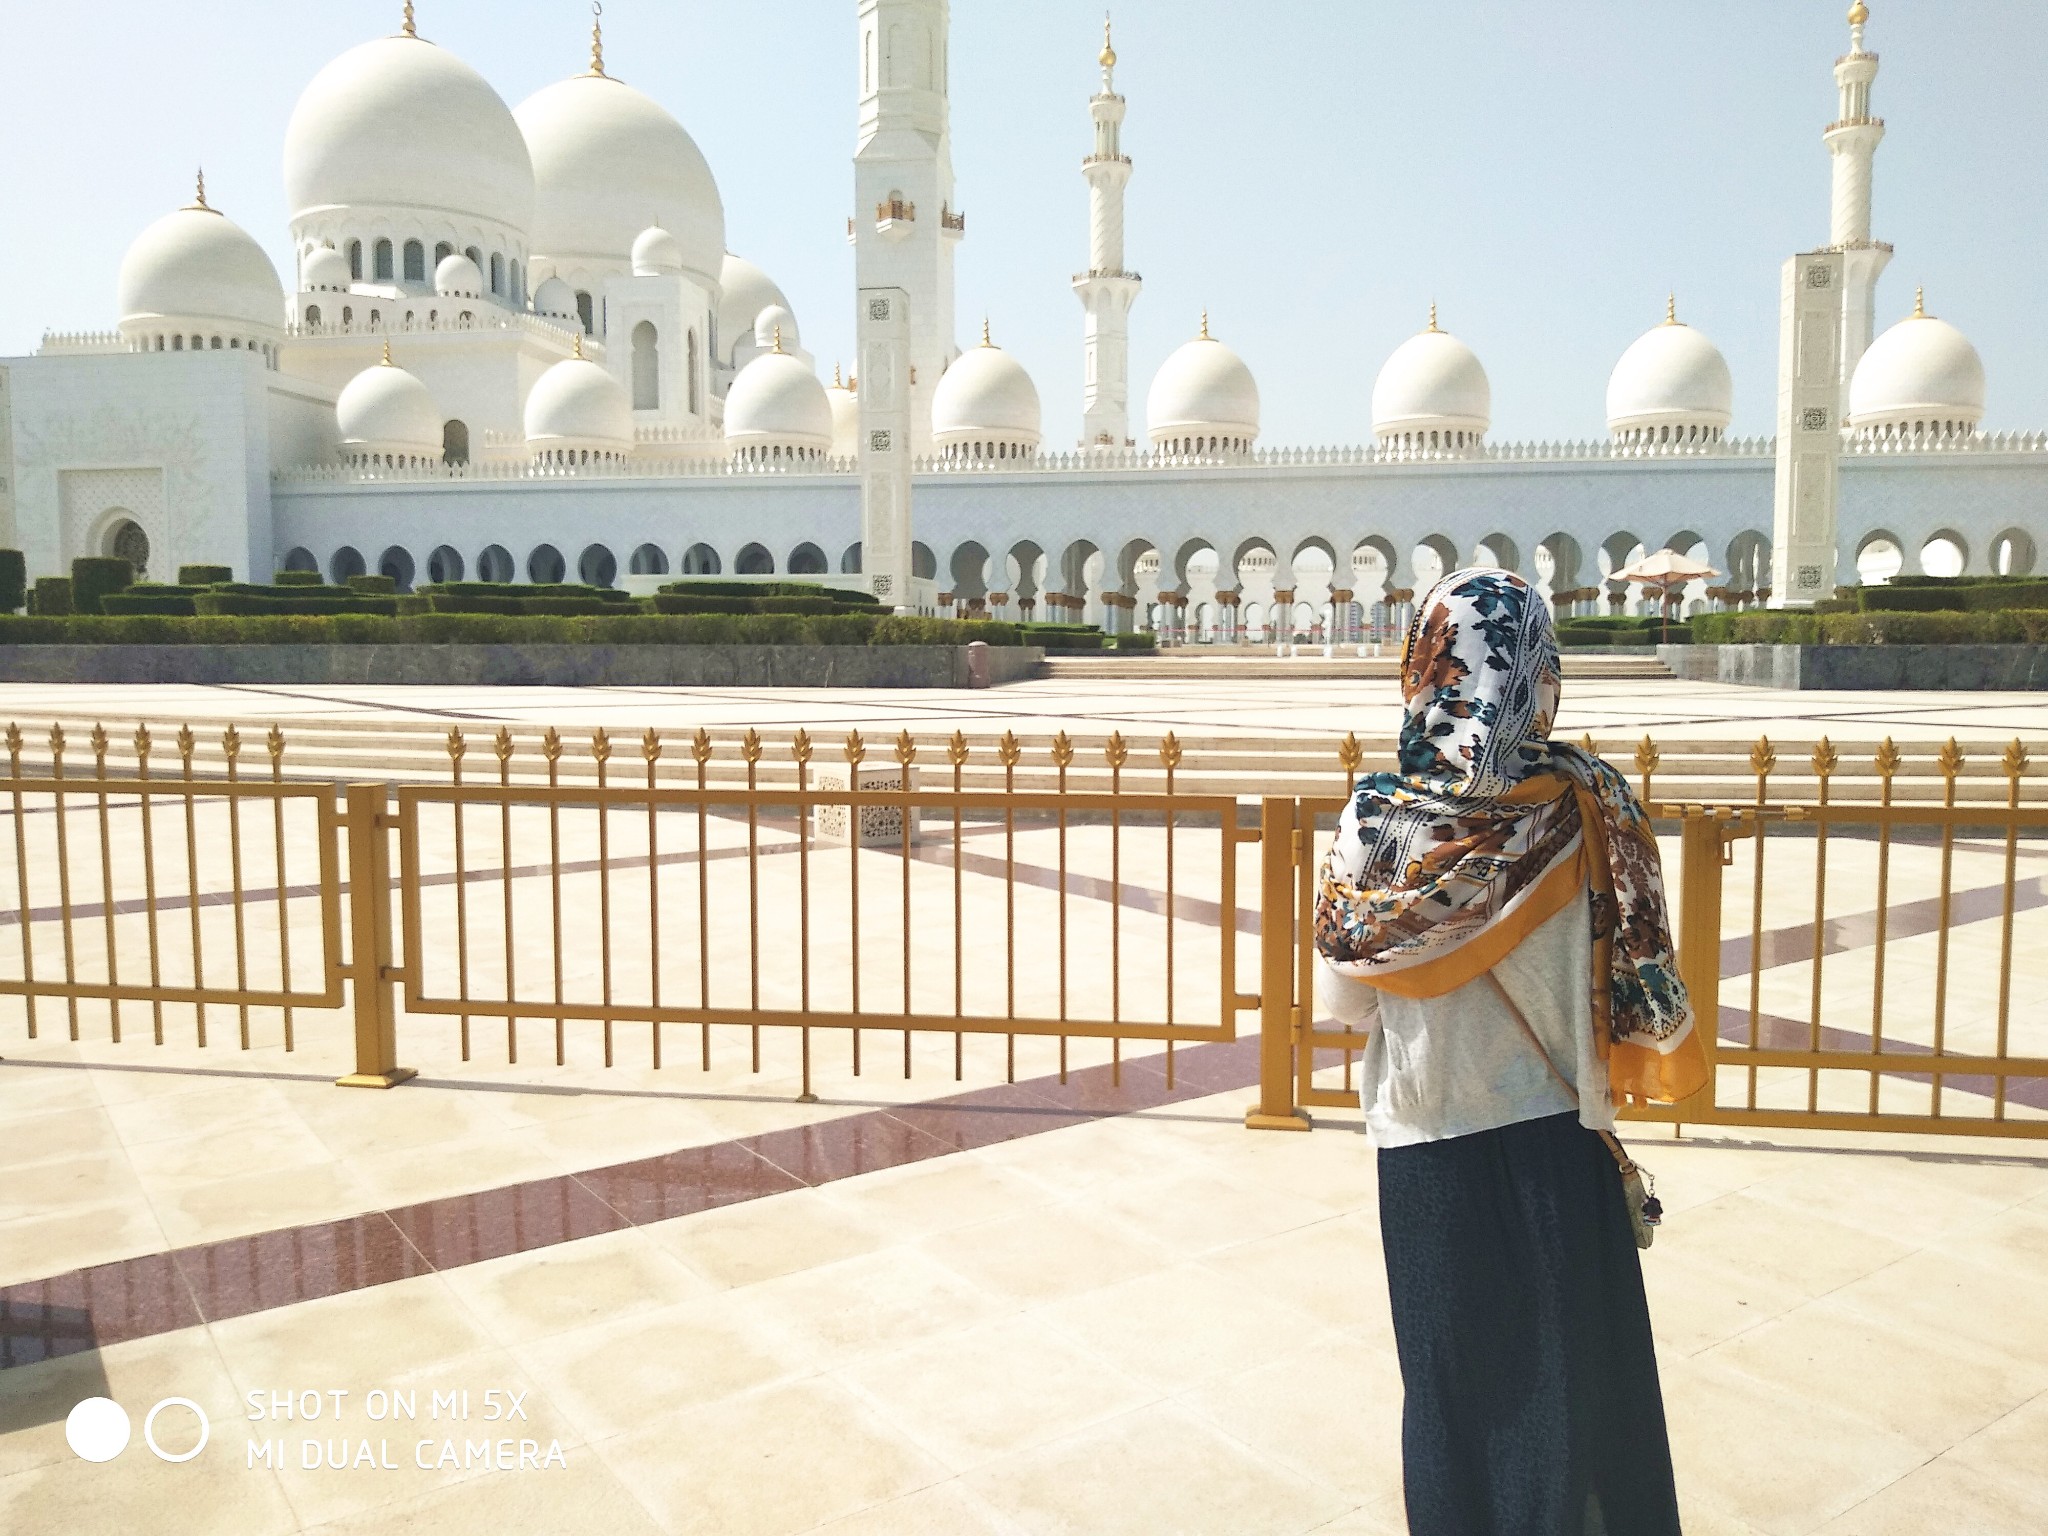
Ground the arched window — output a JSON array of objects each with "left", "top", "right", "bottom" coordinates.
[
  {"left": 477, "top": 544, "right": 515, "bottom": 584},
  {"left": 211, "top": 336, "right": 223, "bottom": 350},
  {"left": 489, "top": 253, "right": 504, "bottom": 295},
  {"left": 434, "top": 242, "right": 454, "bottom": 268},
  {"left": 426, "top": 545, "right": 464, "bottom": 584},
  {"left": 102, "top": 516, "right": 151, "bottom": 577},
  {"left": 464, "top": 245, "right": 482, "bottom": 272},
  {"left": 841, "top": 543, "right": 863, "bottom": 575},
  {"left": 510, "top": 260, "right": 523, "bottom": 305},
  {"left": 171, "top": 335, "right": 183, "bottom": 351},
  {"left": 283, "top": 546, "right": 318, "bottom": 573},
  {"left": 379, "top": 546, "right": 416, "bottom": 593},
  {"left": 373, "top": 240, "right": 394, "bottom": 281},
  {"left": 575, "top": 291, "right": 595, "bottom": 335},
  {"left": 736, "top": 544, "right": 774, "bottom": 575},
  {"left": 403, "top": 240, "right": 426, "bottom": 284},
  {"left": 330, "top": 546, "right": 367, "bottom": 583},
  {"left": 629, "top": 543, "right": 669, "bottom": 576},
  {"left": 681, "top": 543, "right": 720, "bottom": 575},
  {"left": 342, "top": 306, "right": 354, "bottom": 327},
  {"left": 632, "top": 321, "right": 660, "bottom": 410},
  {"left": 347, "top": 240, "right": 364, "bottom": 280},
  {"left": 578, "top": 544, "right": 618, "bottom": 587},
  {"left": 687, "top": 329, "right": 701, "bottom": 415},
  {"left": 528, "top": 544, "right": 566, "bottom": 584},
  {"left": 443, "top": 420, "right": 470, "bottom": 466},
  {"left": 788, "top": 543, "right": 827, "bottom": 575},
  {"left": 306, "top": 305, "right": 323, "bottom": 327}
]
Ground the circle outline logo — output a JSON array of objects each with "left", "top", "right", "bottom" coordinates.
[{"left": 143, "top": 1397, "right": 210, "bottom": 1463}]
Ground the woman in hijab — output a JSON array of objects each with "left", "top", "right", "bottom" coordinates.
[{"left": 1315, "top": 566, "right": 1705, "bottom": 1536}]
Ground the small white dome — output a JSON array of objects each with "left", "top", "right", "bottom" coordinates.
[
  {"left": 826, "top": 375, "right": 860, "bottom": 460},
  {"left": 1146, "top": 320, "right": 1260, "bottom": 450},
  {"left": 284, "top": 34, "right": 534, "bottom": 239},
  {"left": 632, "top": 224, "right": 684, "bottom": 276},
  {"left": 1848, "top": 295, "right": 1985, "bottom": 436},
  {"left": 515, "top": 73, "right": 723, "bottom": 280},
  {"left": 1607, "top": 306, "right": 1733, "bottom": 439},
  {"left": 434, "top": 252, "right": 484, "bottom": 298},
  {"left": 118, "top": 199, "right": 285, "bottom": 336},
  {"left": 302, "top": 245, "right": 352, "bottom": 293},
  {"left": 717, "top": 253, "right": 788, "bottom": 362},
  {"left": 753, "top": 304, "right": 798, "bottom": 350},
  {"left": 725, "top": 350, "right": 833, "bottom": 458},
  {"left": 337, "top": 351, "right": 443, "bottom": 459},
  {"left": 932, "top": 337, "right": 1042, "bottom": 453},
  {"left": 524, "top": 352, "right": 634, "bottom": 454},
  {"left": 532, "top": 276, "right": 579, "bottom": 321},
  {"left": 1372, "top": 316, "right": 1490, "bottom": 443}
]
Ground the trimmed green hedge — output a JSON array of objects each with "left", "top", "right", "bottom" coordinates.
[
  {"left": 657, "top": 580, "right": 880, "bottom": 607},
  {"left": 102, "top": 585, "right": 204, "bottom": 617},
  {"left": 195, "top": 586, "right": 400, "bottom": 617},
  {"left": 1692, "top": 609, "right": 2048, "bottom": 645},
  {"left": 31, "top": 578, "right": 73, "bottom": 617},
  {"left": 0, "top": 551, "right": 26, "bottom": 614},
  {"left": 1856, "top": 577, "right": 2048, "bottom": 612},
  {"left": 1557, "top": 616, "right": 1691, "bottom": 646},
  {"left": 177, "top": 565, "right": 232, "bottom": 586},
  {"left": 0, "top": 614, "right": 1028, "bottom": 648},
  {"left": 274, "top": 571, "right": 325, "bottom": 586},
  {"left": 70, "top": 557, "right": 133, "bottom": 616},
  {"left": 649, "top": 594, "right": 842, "bottom": 616},
  {"left": 1111, "top": 632, "right": 1158, "bottom": 651}
]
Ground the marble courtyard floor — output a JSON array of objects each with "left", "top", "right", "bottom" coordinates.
[{"left": 1, "top": 672, "right": 2046, "bottom": 1533}]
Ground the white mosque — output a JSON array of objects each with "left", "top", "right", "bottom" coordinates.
[{"left": 2, "top": 1, "right": 2043, "bottom": 635}]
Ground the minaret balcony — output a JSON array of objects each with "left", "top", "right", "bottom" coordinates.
[
  {"left": 874, "top": 197, "right": 916, "bottom": 242},
  {"left": 1823, "top": 116, "right": 1885, "bottom": 133},
  {"left": 940, "top": 204, "right": 967, "bottom": 238}
]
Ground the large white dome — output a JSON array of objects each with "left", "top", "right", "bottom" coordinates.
[
  {"left": 1372, "top": 316, "right": 1490, "bottom": 446},
  {"left": 826, "top": 372, "right": 860, "bottom": 460},
  {"left": 337, "top": 351, "right": 443, "bottom": 460},
  {"left": 302, "top": 245, "right": 352, "bottom": 294},
  {"left": 632, "top": 224, "right": 684, "bottom": 277},
  {"left": 933, "top": 336, "right": 1042, "bottom": 455},
  {"left": 1146, "top": 321, "right": 1260, "bottom": 451},
  {"left": 1606, "top": 305, "right": 1733, "bottom": 441},
  {"left": 725, "top": 350, "right": 833, "bottom": 459},
  {"left": 524, "top": 352, "right": 634, "bottom": 456},
  {"left": 1848, "top": 294, "right": 1985, "bottom": 437},
  {"left": 118, "top": 198, "right": 285, "bottom": 337},
  {"left": 283, "top": 33, "right": 533, "bottom": 238},
  {"left": 515, "top": 72, "right": 723, "bottom": 280},
  {"left": 532, "top": 276, "right": 579, "bottom": 323},
  {"left": 717, "top": 253, "right": 788, "bottom": 362}
]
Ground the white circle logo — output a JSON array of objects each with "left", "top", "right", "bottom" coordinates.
[
  {"left": 65, "top": 1398, "right": 131, "bottom": 1463},
  {"left": 143, "top": 1398, "right": 210, "bottom": 1463}
]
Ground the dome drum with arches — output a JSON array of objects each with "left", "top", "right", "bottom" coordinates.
[
  {"left": 1146, "top": 314, "right": 1259, "bottom": 456},
  {"left": 1372, "top": 307, "right": 1490, "bottom": 454},
  {"left": 725, "top": 339, "right": 833, "bottom": 463},
  {"left": 336, "top": 342, "right": 444, "bottom": 466},
  {"left": 118, "top": 176, "right": 286, "bottom": 348},
  {"left": 1607, "top": 298, "right": 1734, "bottom": 447},
  {"left": 1848, "top": 290, "right": 1986, "bottom": 444},
  {"left": 524, "top": 337, "right": 635, "bottom": 463},
  {"left": 932, "top": 324, "right": 1042, "bottom": 461}
]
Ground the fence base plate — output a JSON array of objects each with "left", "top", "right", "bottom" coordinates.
[
  {"left": 336, "top": 1067, "right": 419, "bottom": 1090},
  {"left": 1244, "top": 1108, "right": 1313, "bottom": 1132}
]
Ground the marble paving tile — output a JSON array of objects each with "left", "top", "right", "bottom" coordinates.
[
  {"left": 0, "top": 1320, "right": 229, "bottom": 1478},
  {"left": 297, "top": 1451, "right": 664, "bottom": 1536},
  {"left": 731, "top": 1246, "right": 1010, "bottom": 1374},
  {"left": 205, "top": 1274, "right": 496, "bottom": 1396},
  {"left": 917, "top": 1200, "right": 1173, "bottom": 1307},
  {"left": 1815, "top": 1452, "right": 2048, "bottom": 1536},
  {"left": 647, "top": 1185, "right": 891, "bottom": 1291},
  {"left": 803, "top": 1478, "right": 1024, "bottom": 1535}
]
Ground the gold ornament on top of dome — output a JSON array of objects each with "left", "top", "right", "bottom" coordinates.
[
  {"left": 400, "top": 1, "right": 418, "bottom": 39},
  {"left": 1911, "top": 286, "right": 1928, "bottom": 318},
  {"left": 1847, "top": 3, "right": 1868, "bottom": 26},
  {"left": 183, "top": 168, "right": 218, "bottom": 214},
  {"left": 1664, "top": 292, "right": 1679, "bottom": 326},
  {"left": 981, "top": 317, "right": 993, "bottom": 347},
  {"left": 1426, "top": 301, "right": 1441, "bottom": 333},
  {"left": 1100, "top": 14, "right": 1116, "bottom": 69},
  {"left": 589, "top": 1, "right": 608, "bottom": 77},
  {"left": 1198, "top": 309, "right": 1211, "bottom": 340}
]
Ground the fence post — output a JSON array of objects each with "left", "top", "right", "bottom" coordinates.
[
  {"left": 1671, "top": 808, "right": 1726, "bottom": 1126},
  {"left": 336, "top": 782, "right": 416, "bottom": 1089},
  {"left": 1246, "top": 796, "right": 1312, "bottom": 1130}
]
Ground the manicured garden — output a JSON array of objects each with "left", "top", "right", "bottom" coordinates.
[{"left": 1691, "top": 575, "right": 2048, "bottom": 645}]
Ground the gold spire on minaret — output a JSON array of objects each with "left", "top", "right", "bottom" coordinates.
[
  {"left": 1099, "top": 14, "right": 1116, "bottom": 69},
  {"left": 1664, "top": 292, "right": 1679, "bottom": 326},
  {"left": 588, "top": 1, "right": 607, "bottom": 77},
  {"left": 401, "top": 2, "right": 418, "bottom": 38},
  {"left": 1847, "top": 2, "right": 1869, "bottom": 26},
  {"left": 184, "top": 168, "right": 217, "bottom": 214},
  {"left": 1427, "top": 301, "right": 1440, "bottom": 333}
]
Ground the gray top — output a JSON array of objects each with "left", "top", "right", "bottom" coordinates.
[{"left": 1313, "top": 890, "right": 1614, "bottom": 1148}]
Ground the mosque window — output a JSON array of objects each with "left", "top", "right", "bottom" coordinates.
[
  {"left": 348, "top": 241, "right": 363, "bottom": 281},
  {"left": 575, "top": 292, "right": 595, "bottom": 335},
  {"left": 435, "top": 242, "right": 454, "bottom": 268},
  {"left": 374, "top": 240, "right": 394, "bottom": 281},
  {"left": 632, "top": 321, "right": 660, "bottom": 410},
  {"left": 477, "top": 544, "right": 514, "bottom": 583},
  {"left": 629, "top": 543, "right": 669, "bottom": 576},
  {"left": 736, "top": 543, "right": 774, "bottom": 575},
  {"left": 427, "top": 546, "right": 464, "bottom": 583},
  {"left": 510, "top": 260, "right": 523, "bottom": 305},
  {"left": 443, "top": 420, "right": 470, "bottom": 467},
  {"left": 490, "top": 254, "right": 504, "bottom": 295},
  {"left": 528, "top": 544, "right": 566, "bottom": 584},
  {"left": 403, "top": 241, "right": 426, "bottom": 284},
  {"left": 342, "top": 306, "right": 353, "bottom": 327},
  {"left": 330, "top": 546, "right": 366, "bottom": 584}
]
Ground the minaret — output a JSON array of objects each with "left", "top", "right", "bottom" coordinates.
[
  {"left": 1073, "top": 16, "right": 1141, "bottom": 449},
  {"left": 853, "top": 0, "right": 960, "bottom": 457},
  {"left": 1825, "top": 1, "right": 1891, "bottom": 406}
]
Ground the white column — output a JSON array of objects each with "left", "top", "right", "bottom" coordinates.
[
  {"left": 854, "top": 0, "right": 958, "bottom": 458},
  {"left": 1072, "top": 21, "right": 1140, "bottom": 449},
  {"left": 858, "top": 287, "right": 914, "bottom": 611},
  {"left": 1770, "top": 252, "right": 1846, "bottom": 607}
]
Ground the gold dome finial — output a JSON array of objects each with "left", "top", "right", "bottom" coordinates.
[
  {"left": 981, "top": 316, "right": 993, "bottom": 347},
  {"left": 1664, "top": 292, "right": 1678, "bottom": 326},
  {"left": 184, "top": 168, "right": 218, "bottom": 214},
  {"left": 1198, "top": 309, "right": 1211, "bottom": 340},
  {"left": 573, "top": 331, "right": 585, "bottom": 359},
  {"left": 772, "top": 325, "right": 785, "bottom": 354},
  {"left": 1427, "top": 301, "right": 1440, "bottom": 333},
  {"left": 401, "top": 1, "right": 417, "bottom": 38},
  {"left": 589, "top": 1, "right": 607, "bottom": 76},
  {"left": 833, "top": 361, "right": 843, "bottom": 388},
  {"left": 1848, "top": 2, "right": 1868, "bottom": 26},
  {"left": 1912, "top": 285, "right": 1927, "bottom": 318},
  {"left": 1100, "top": 13, "right": 1116, "bottom": 69},
  {"left": 381, "top": 337, "right": 394, "bottom": 367}
]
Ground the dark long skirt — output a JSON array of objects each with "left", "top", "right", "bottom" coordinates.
[{"left": 1377, "top": 1111, "right": 1682, "bottom": 1536}]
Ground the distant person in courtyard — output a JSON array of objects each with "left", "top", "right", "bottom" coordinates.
[{"left": 1315, "top": 566, "right": 1707, "bottom": 1536}]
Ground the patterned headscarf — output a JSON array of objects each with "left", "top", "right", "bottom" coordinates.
[{"left": 1314, "top": 567, "right": 1705, "bottom": 1106}]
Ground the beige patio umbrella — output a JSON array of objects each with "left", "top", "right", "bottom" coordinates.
[{"left": 1614, "top": 550, "right": 1721, "bottom": 640}]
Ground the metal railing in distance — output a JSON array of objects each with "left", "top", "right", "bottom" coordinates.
[
  {"left": 0, "top": 723, "right": 346, "bottom": 1053},
  {"left": 388, "top": 726, "right": 1253, "bottom": 1099},
  {"left": 1263, "top": 734, "right": 2048, "bottom": 1141}
]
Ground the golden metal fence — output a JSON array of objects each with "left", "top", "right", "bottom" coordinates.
[{"left": 2, "top": 717, "right": 2044, "bottom": 1140}]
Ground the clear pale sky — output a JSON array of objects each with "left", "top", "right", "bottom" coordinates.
[{"left": 3, "top": 1, "right": 2043, "bottom": 446}]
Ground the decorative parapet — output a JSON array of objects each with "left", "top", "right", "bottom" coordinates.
[
  {"left": 38, "top": 331, "right": 131, "bottom": 355},
  {"left": 1841, "top": 429, "right": 2048, "bottom": 456},
  {"left": 286, "top": 312, "right": 587, "bottom": 349},
  {"left": 272, "top": 453, "right": 860, "bottom": 487}
]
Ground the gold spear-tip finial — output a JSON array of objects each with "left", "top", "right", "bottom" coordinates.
[
  {"left": 981, "top": 316, "right": 993, "bottom": 347},
  {"left": 1913, "top": 285, "right": 1927, "bottom": 318},
  {"left": 1198, "top": 309, "right": 1211, "bottom": 340},
  {"left": 1427, "top": 301, "right": 1440, "bottom": 333},
  {"left": 184, "top": 168, "right": 217, "bottom": 213},
  {"left": 772, "top": 324, "right": 785, "bottom": 354},
  {"left": 833, "top": 360, "right": 843, "bottom": 388},
  {"left": 589, "top": 1, "right": 607, "bottom": 76},
  {"left": 1848, "top": 2, "right": 1869, "bottom": 27},
  {"left": 573, "top": 331, "right": 585, "bottom": 359},
  {"left": 381, "top": 337, "right": 394, "bottom": 367},
  {"left": 401, "top": 1, "right": 417, "bottom": 38},
  {"left": 1664, "top": 292, "right": 1679, "bottom": 325},
  {"left": 1100, "top": 13, "right": 1116, "bottom": 69}
]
